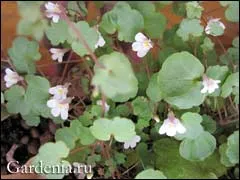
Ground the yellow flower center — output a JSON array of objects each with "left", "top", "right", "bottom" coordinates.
[
  {"left": 53, "top": 5, "right": 61, "bottom": 13},
  {"left": 58, "top": 88, "right": 63, "bottom": 94},
  {"left": 143, "top": 40, "right": 151, "bottom": 48}
]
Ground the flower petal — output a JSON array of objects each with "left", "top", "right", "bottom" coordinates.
[
  {"left": 135, "top": 32, "right": 147, "bottom": 42},
  {"left": 51, "top": 53, "right": 59, "bottom": 60},
  {"left": 47, "top": 99, "right": 57, "bottom": 108},
  {"left": 61, "top": 109, "right": 68, "bottom": 120},
  {"left": 49, "top": 87, "right": 57, "bottom": 95},
  {"left": 5, "top": 68, "right": 13, "bottom": 74},
  {"left": 51, "top": 107, "right": 61, "bottom": 117},
  {"left": 166, "top": 127, "right": 177, "bottom": 137},
  {"left": 132, "top": 42, "right": 142, "bottom": 51},
  {"left": 137, "top": 49, "right": 148, "bottom": 58},
  {"left": 159, "top": 121, "right": 167, "bottom": 135}
]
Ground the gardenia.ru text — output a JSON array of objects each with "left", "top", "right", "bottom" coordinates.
[{"left": 7, "top": 160, "right": 92, "bottom": 174}]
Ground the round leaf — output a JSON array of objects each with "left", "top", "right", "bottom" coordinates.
[
  {"left": 92, "top": 52, "right": 138, "bottom": 102},
  {"left": 135, "top": 169, "right": 167, "bottom": 179},
  {"left": 179, "top": 131, "right": 216, "bottom": 161}
]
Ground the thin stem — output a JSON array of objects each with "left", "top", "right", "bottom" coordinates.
[
  {"left": 59, "top": 50, "right": 73, "bottom": 84},
  {"left": 58, "top": 4, "right": 105, "bottom": 69},
  {"left": 121, "top": 162, "right": 139, "bottom": 176},
  {"left": 229, "top": 96, "right": 239, "bottom": 114},
  {"left": 37, "top": 59, "right": 84, "bottom": 67},
  {"left": 101, "top": 92, "right": 106, "bottom": 117}
]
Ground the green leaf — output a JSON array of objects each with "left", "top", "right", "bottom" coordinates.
[
  {"left": 158, "top": 52, "right": 204, "bottom": 97},
  {"left": 226, "top": 130, "right": 239, "bottom": 164},
  {"left": 132, "top": 96, "right": 154, "bottom": 120},
  {"left": 163, "top": 25, "right": 191, "bottom": 51},
  {"left": 55, "top": 120, "right": 96, "bottom": 149},
  {"left": 206, "top": 65, "right": 229, "bottom": 82},
  {"left": 146, "top": 73, "right": 163, "bottom": 102},
  {"left": 201, "top": 37, "right": 214, "bottom": 52},
  {"left": 176, "top": 19, "right": 203, "bottom": 41},
  {"left": 220, "top": 1, "right": 239, "bottom": 22},
  {"left": 157, "top": 52, "right": 205, "bottom": 109},
  {"left": 69, "top": 21, "right": 98, "bottom": 56},
  {"left": 8, "top": 37, "right": 41, "bottom": 74},
  {"left": 221, "top": 72, "right": 239, "bottom": 97},
  {"left": 32, "top": 141, "right": 70, "bottom": 179},
  {"left": 114, "top": 152, "right": 126, "bottom": 165},
  {"left": 175, "top": 112, "right": 204, "bottom": 140},
  {"left": 46, "top": 20, "right": 71, "bottom": 46},
  {"left": 165, "top": 82, "right": 205, "bottom": 109},
  {"left": 158, "top": 47, "right": 177, "bottom": 66},
  {"left": 17, "top": 2, "right": 47, "bottom": 41},
  {"left": 232, "top": 36, "right": 239, "bottom": 47},
  {"left": 100, "top": 2, "right": 144, "bottom": 42},
  {"left": 4, "top": 85, "right": 30, "bottom": 115},
  {"left": 135, "top": 71, "right": 149, "bottom": 96},
  {"left": 25, "top": 75, "right": 50, "bottom": 117},
  {"left": 186, "top": 1, "right": 204, "bottom": 19},
  {"left": 92, "top": 52, "right": 138, "bottom": 102},
  {"left": 136, "top": 118, "right": 150, "bottom": 130},
  {"left": 17, "top": 1, "right": 43, "bottom": 22},
  {"left": 172, "top": 2, "right": 186, "bottom": 16},
  {"left": 144, "top": 12, "right": 166, "bottom": 39},
  {"left": 136, "top": 142, "right": 155, "bottom": 168},
  {"left": 22, "top": 112, "right": 40, "bottom": 127},
  {"left": 179, "top": 131, "right": 216, "bottom": 161},
  {"left": 110, "top": 104, "right": 131, "bottom": 117},
  {"left": 67, "top": 1, "right": 88, "bottom": 17},
  {"left": 90, "top": 117, "right": 136, "bottom": 142},
  {"left": 87, "top": 154, "right": 101, "bottom": 167},
  {"left": 154, "top": 138, "right": 226, "bottom": 178},
  {"left": 219, "top": 143, "right": 235, "bottom": 167},
  {"left": 201, "top": 114, "right": 216, "bottom": 134},
  {"left": 135, "top": 169, "right": 167, "bottom": 179},
  {"left": 17, "top": 19, "right": 48, "bottom": 41}
]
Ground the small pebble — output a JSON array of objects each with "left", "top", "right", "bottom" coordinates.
[
  {"left": 40, "top": 131, "right": 53, "bottom": 145},
  {"left": 27, "top": 140, "right": 39, "bottom": 155},
  {"left": 20, "top": 136, "right": 29, "bottom": 145},
  {"left": 30, "top": 128, "right": 40, "bottom": 138}
]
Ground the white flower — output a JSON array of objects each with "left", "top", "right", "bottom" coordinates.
[
  {"left": 123, "top": 135, "right": 141, "bottom": 149},
  {"left": 132, "top": 32, "right": 153, "bottom": 58},
  {"left": 159, "top": 112, "right": 186, "bottom": 137},
  {"left": 95, "top": 31, "right": 106, "bottom": 49},
  {"left": 4, "top": 68, "right": 23, "bottom": 88},
  {"left": 49, "top": 83, "right": 70, "bottom": 100},
  {"left": 49, "top": 48, "right": 69, "bottom": 63},
  {"left": 200, "top": 74, "right": 221, "bottom": 94},
  {"left": 47, "top": 97, "right": 72, "bottom": 120},
  {"left": 45, "top": 2, "right": 61, "bottom": 23},
  {"left": 96, "top": 100, "right": 110, "bottom": 113},
  {"left": 205, "top": 18, "right": 225, "bottom": 36}
]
